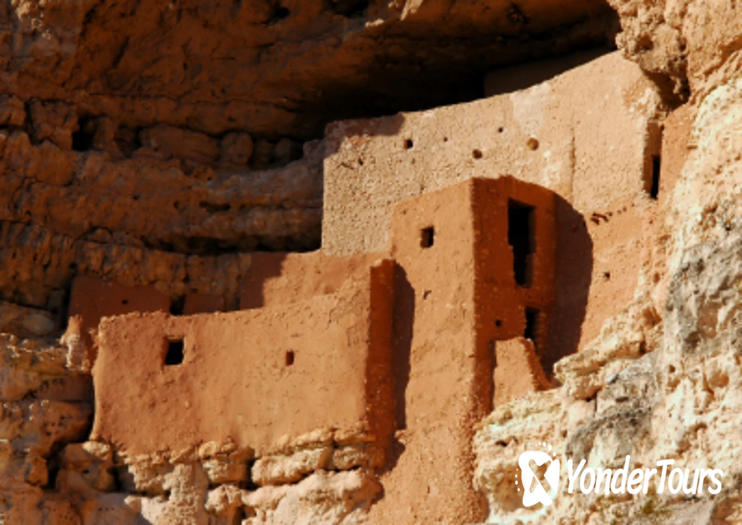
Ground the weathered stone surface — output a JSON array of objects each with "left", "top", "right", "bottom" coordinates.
[
  {"left": 0, "top": 220, "right": 257, "bottom": 312},
  {"left": 220, "top": 132, "right": 253, "bottom": 167},
  {"left": 0, "top": 399, "right": 91, "bottom": 487},
  {"left": 609, "top": 0, "right": 742, "bottom": 102},
  {"left": 0, "top": 129, "right": 322, "bottom": 252},
  {"left": 28, "top": 100, "right": 77, "bottom": 150},
  {"left": 252, "top": 447, "right": 333, "bottom": 486},
  {"left": 139, "top": 125, "right": 220, "bottom": 164},
  {"left": 0, "top": 485, "right": 81, "bottom": 524},
  {"left": 0, "top": 301, "right": 57, "bottom": 338},
  {"left": 57, "top": 442, "right": 115, "bottom": 493},
  {"left": 493, "top": 337, "right": 552, "bottom": 407},
  {"left": 0, "top": 0, "right": 616, "bottom": 140},
  {"left": 328, "top": 443, "right": 373, "bottom": 471},
  {"left": 0, "top": 96, "right": 25, "bottom": 127},
  {"left": 244, "top": 470, "right": 382, "bottom": 525},
  {"left": 202, "top": 457, "right": 248, "bottom": 486}
]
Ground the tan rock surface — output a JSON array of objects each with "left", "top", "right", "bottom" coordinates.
[{"left": 609, "top": 0, "right": 742, "bottom": 102}]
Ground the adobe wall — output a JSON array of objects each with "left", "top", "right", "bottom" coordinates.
[
  {"left": 66, "top": 276, "right": 170, "bottom": 370},
  {"left": 365, "top": 177, "right": 557, "bottom": 524},
  {"left": 90, "top": 259, "right": 395, "bottom": 457},
  {"left": 65, "top": 276, "right": 232, "bottom": 371},
  {"left": 80, "top": 177, "right": 560, "bottom": 525},
  {"left": 471, "top": 176, "right": 557, "bottom": 368},
  {"left": 239, "top": 251, "right": 385, "bottom": 309},
  {"left": 323, "top": 50, "right": 662, "bottom": 352},
  {"left": 368, "top": 179, "right": 485, "bottom": 524}
]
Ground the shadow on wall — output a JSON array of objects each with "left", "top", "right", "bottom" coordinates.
[
  {"left": 239, "top": 253, "right": 288, "bottom": 309},
  {"left": 484, "top": 47, "right": 611, "bottom": 96},
  {"left": 391, "top": 264, "right": 414, "bottom": 431},
  {"left": 543, "top": 194, "right": 593, "bottom": 374}
]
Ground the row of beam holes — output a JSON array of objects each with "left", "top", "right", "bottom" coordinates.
[
  {"left": 403, "top": 128, "right": 539, "bottom": 162},
  {"left": 405, "top": 136, "right": 484, "bottom": 160},
  {"left": 408, "top": 131, "right": 660, "bottom": 198}
]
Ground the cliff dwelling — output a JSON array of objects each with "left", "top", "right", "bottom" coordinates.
[
  {"left": 56, "top": 49, "right": 660, "bottom": 524},
  {"left": 1, "top": 1, "right": 741, "bottom": 524}
]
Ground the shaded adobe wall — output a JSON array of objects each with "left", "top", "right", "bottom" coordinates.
[
  {"left": 91, "top": 259, "right": 395, "bottom": 457},
  {"left": 366, "top": 177, "right": 560, "bottom": 524}
]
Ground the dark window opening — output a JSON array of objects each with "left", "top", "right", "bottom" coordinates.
[
  {"left": 508, "top": 200, "right": 535, "bottom": 286},
  {"left": 404, "top": 138, "right": 414, "bottom": 149},
  {"left": 644, "top": 121, "right": 662, "bottom": 200},
  {"left": 72, "top": 118, "right": 96, "bottom": 151},
  {"left": 524, "top": 307, "right": 539, "bottom": 347},
  {"left": 270, "top": 5, "right": 290, "bottom": 22},
  {"left": 170, "top": 296, "right": 185, "bottom": 316},
  {"left": 420, "top": 226, "right": 434, "bottom": 248},
  {"left": 650, "top": 155, "right": 661, "bottom": 199},
  {"left": 165, "top": 339, "right": 184, "bottom": 365},
  {"left": 329, "top": 0, "right": 369, "bottom": 17},
  {"left": 285, "top": 350, "right": 295, "bottom": 366}
]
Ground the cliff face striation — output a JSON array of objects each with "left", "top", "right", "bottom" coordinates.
[{"left": 0, "top": 0, "right": 740, "bottom": 524}]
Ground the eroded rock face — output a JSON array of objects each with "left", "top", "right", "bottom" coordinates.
[
  {"left": 609, "top": 0, "right": 742, "bottom": 103},
  {"left": 0, "top": 0, "right": 616, "bottom": 140}
]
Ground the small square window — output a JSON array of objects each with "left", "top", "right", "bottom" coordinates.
[
  {"left": 164, "top": 339, "right": 184, "bottom": 365},
  {"left": 420, "top": 226, "right": 434, "bottom": 248}
]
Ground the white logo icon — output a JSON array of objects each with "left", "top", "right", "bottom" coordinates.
[{"left": 517, "top": 445, "right": 560, "bottom": 507}]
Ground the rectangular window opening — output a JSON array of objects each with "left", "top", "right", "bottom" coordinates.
[
  {"left": 650, "top": 155, "right": 661, "bottom": 199},
  {"left": 420, "top": 226, "right": 434, "bottom": 248},
  {"left": 508, "top": 200, "right": 535, "bottom": 287},
  {"left": 164, "top": 338, "right": 185, "bottom": 365},
  {"left": 524, "top": 308, "right": 539, "bottom": 348},
  {"left": 170, "top": 295, "right": 185, "bottom": 316},
  {"left": 643, "top": 121, "right": 663, "bottom": 200}
]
